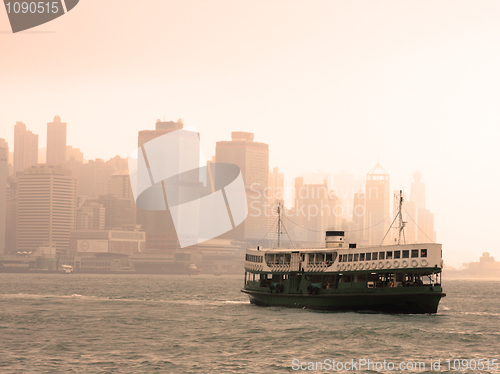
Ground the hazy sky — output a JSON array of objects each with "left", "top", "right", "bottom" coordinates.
[{"left": 2, "top": 1, "right": 500, "bottom": 267}]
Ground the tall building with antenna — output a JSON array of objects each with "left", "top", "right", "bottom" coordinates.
[{"left": 365, "top": 163, "right": 391, "bottom": 246}]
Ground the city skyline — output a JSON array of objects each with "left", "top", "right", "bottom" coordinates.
[
  {"left": 2, "top": 1, "right": 500, "bottom": 267},
  {"left": 1, "top": 117, "right": 446, "bottom": 265}
]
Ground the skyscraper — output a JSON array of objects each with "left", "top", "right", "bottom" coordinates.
[
  {"left": 268, "top": 166, "right": 284, "bottom": 209},
  {"left": 16, "top": 164, "right": 76, "bottom": 255},
  {"left": 76, "top": 202, "right": 105, "bottom": 230},
  {"left": 46, "top": 115, "right": 67, "bottom": 165},
  {"left": 136, "top": 119, "right": 190, "bottom": 251},
  {"left": 0, "top": 139, "right": 8, "bottom": 254},
  {"left": 13, "top": 122, "right": 38, "bottom": 175},
  {"left": 108, "top": 169, "right": 136, "bottom": 224},
  {"left": 293, "top": 177, "right": 337, "bottom": 244},
  {"left": 216, "top": 132, "right": 269, "bottom": 241},
  {"left": 406, "top": 171, "right": 436, "bottom": 243},
  {"left": 5, "top": 178, "right": 18, "bottom": 253},
  {"left": 365, "top": 163, "right": 391, "bottom": 246}
]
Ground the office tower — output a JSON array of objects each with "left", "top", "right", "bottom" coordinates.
[
  {"left": 76, "top": 202, "right": 105, "bottom": 230},
  {"left": 293, "top": 177, "right": 331, "bottom": 244},
  {"left": 365, "top": 163, "right": 391, "bottom": 246},
  {"left": 331, "top": 171, "right": 364, "bottom": 220},
  {"left": 46, "top": 115, "right": 67, "bottom": 165},
  {"left": 136, "top": 119, "right": 189, "bottom": 251},
  {"left": 268, "top": 166, "right": 284, "bottom": 206},
  {"left": 78, "top": 159, "right": 115, "bottom": 198},
  {"left": 5, "top": 178, "right": 18, "bottom": 253},
  {"left": 16, "top": 165, "right": 76, "bottom": 255},
  {"left": 216, "top": 132, "right": 269, "bottom": 241},
  {"left": 324, "top": 190, "right": 342, "bottom": 232},
  {"left": 108, "top": 170, "right": 133, "bottom": 199},
  {"left": 8, "top": 152, "right": 13, "bottom": 175},
  {"left": 0, "top": 139, "right": 8, "bottom": 254},
  {"left": 108, "top": 170, "right": 136, "bottom": 224},
  {"left": 410, "top": 171, "right": 426, "bottom": 210},
  {"left": 66, "top": 156, "right": 126, "bottom": 199},
  {"left": 406, "top": 172, "right": 436, "bottom": 243},
  {"left": 267, "top": 166, "right": 284, "bottom": 237},
  {"left": 13, "top": 122, "right": 38, "bottom": 175}
]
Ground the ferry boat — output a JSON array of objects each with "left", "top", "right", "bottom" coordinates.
[
  {"left": 242, "top": 196, "right": 445, "bottom": 314},
  {"left": 60, "top": 264, "right": 74, "bottom": 274}
]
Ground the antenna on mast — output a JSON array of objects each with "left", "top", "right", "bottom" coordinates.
[{"left": 381, "top": 189, "right": 407, "bottom": 245}]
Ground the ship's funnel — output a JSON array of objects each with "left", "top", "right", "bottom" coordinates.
[{"left": 325, "top": 231, "right": 344, "bottom": 248}]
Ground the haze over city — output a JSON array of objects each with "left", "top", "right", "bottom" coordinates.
[{"left": 2, "top": 1, "right": 500, "bottom": 267}]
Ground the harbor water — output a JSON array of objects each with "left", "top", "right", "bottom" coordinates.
[{"left": 0, "top": 274, "right": 499, "bottom": 373}]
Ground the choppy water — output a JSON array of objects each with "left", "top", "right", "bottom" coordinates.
[{"left": 0, "top": 275, "right": 499, "bottom": 373}]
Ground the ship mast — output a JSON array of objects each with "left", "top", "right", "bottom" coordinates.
[
  {"left": 395, "top": 190, "right": 406, "bottom": 245},
  {"left": 381, "top": 189, "right": 407, "bottom": 245},
  {"left": 277, "top": 202, "right": 282, "bottom": 248}
]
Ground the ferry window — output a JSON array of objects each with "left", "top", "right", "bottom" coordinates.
[
  {"left": 386, "top": 251, "right": 393, "bottom": 260},
  {"left": 394, "top": 251, "right": 401, "bottom": 259},
  {"left": 365, "top": 253, "right": 371, "bottom": 261},
  {"left": 379, "top": 252, "right": 385, "bottom": 260},
  {"left": 402, "top": 250, "right": 409, "bottom": 258},
  {"left": 338, "top": 255, "right": 343, "bottom": 263},
  {"left": 360, "top": 253, "right": 365, "bottom": 261},
  {"left": 372, "top": 252, "right": 378, "bottom": 260},
  {"left": 411, "top": 249, "right": 419, "bottom": 258},
  {"left": 353, "top": 254, "right": 359, "bottom": 261},
  {"left": 421, "top": 249, "right": 427, "bottom": 258},
  {"left": 285, "top": 254, "right": 291, "bottom": 263},
  {"left": 348, "top": 254, "right": 353, "bottom": 262},
  {"left": 342, "top": 254, "right": 347, "bottom": 262},
  {"left": 326, "top": 254, "right": 333, "bottom": 262}
]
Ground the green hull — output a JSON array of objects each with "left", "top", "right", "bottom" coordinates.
[{"left": 242, "top": 288, "right": 445, "bottom": 314}]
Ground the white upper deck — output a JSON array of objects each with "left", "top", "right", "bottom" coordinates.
[{"left": 244, "top": 231, "right": 443, "bottom": 273}]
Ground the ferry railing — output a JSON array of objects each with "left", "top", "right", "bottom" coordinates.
[{"left": 304, "top": 263, "right": 330, "bottom": 272}]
